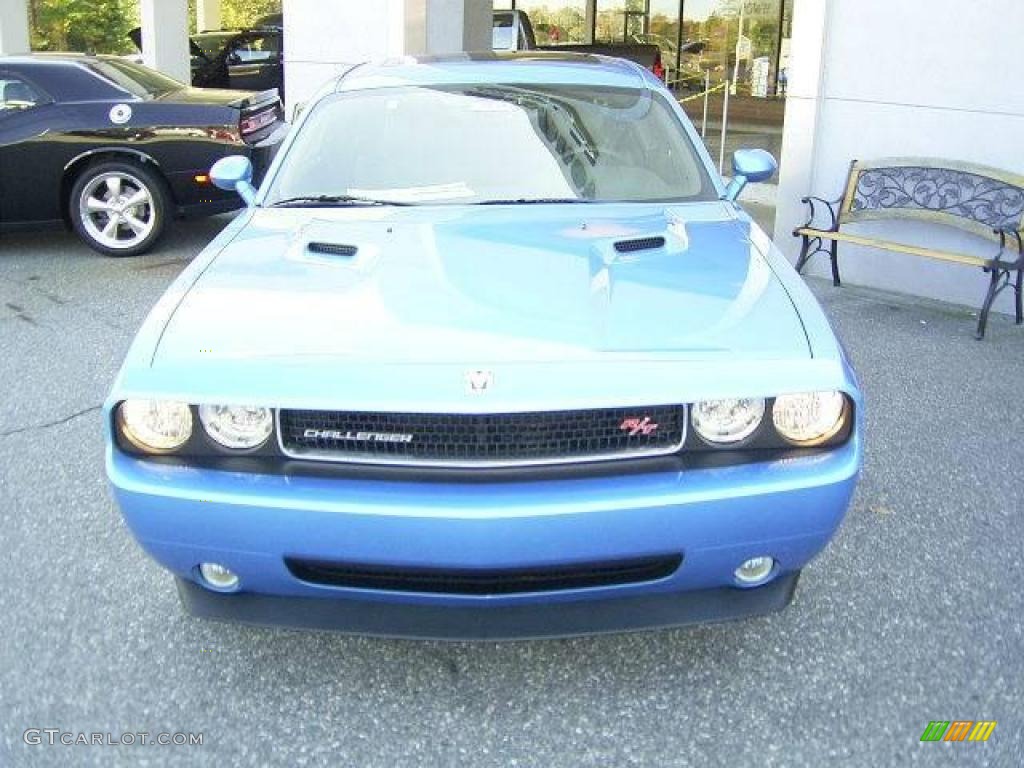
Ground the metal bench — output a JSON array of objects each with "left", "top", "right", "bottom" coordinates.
[{"left": 794, "top": 158, "right": 1024, "bottom": 338}]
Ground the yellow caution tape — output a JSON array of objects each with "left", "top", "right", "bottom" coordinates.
[{"left": 677, "top": 82, "right": 728, "bottom": 103}]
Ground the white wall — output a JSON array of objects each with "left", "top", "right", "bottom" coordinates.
[
  {"left": 283, "top": 0, "right": 407, "bottom": 112},
  {"left": 0, "top": 0, "right": 30, "bottom": 54},
  {"left": 775, "top": 0, "right": 1024, "bottom": 315},
  {"left": 283, "top": 0, "right": 493, "bottom": 115},
  {"left": 139, "top": 0, "right": 191, "bottom": 83},
  {"left": 196, "top": 0, "right": 222, "bottom": 32},
  {"left": 420, "top": 0, "right": 492, "bottom": 53}
]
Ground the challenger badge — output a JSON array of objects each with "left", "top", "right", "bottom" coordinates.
[{"left": 303, "top": 428, "right": 413, "bottom": 443}]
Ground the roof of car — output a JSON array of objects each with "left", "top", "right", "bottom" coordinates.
[
  {"left": 193, "top": 30, "right": 242, "bottom": 39},
  {"left": 0, "top": 52, "right": 99, "bottom": 66},
  {"left": 335, "top": 52, "right": 650, "bottom": 92}
]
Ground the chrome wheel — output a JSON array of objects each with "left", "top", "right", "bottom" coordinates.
[{"left": 78, "top": 172, "right": 157, "bottom": 251}]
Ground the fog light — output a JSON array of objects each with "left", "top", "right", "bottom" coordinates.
[
  {"left": 734, "top": 556, "right": 775, "bottom": 585},
  {"left": 198, "top": 562, "right": 239, "bottom": 591}
]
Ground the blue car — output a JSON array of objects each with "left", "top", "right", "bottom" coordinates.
[{"left": 104, "top": 53, "right": 862, "bottom": 639}]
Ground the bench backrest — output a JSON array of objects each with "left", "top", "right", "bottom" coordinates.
[{"left": 838, "top": 158, "right": 1024, "bottom": 243}]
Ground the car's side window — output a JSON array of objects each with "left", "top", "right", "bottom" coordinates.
[
  {"left": 227, "top": 34, "right": 281, "bottom": 66},
  {"left": 0, "top": 75, "right": 43, "bottom": 117}
]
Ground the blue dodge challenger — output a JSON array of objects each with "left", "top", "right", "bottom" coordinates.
[{"left": 104, "top": 53, "right": 862, "bottom": 639}]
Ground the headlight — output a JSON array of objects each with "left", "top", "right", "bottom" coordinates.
[
  {"left": 117, "top": 400, "right": 193, "bottom": 453},
  {"left": 691, "top": 398, "right": 766, "bottom": 444},
  {"left": 772, "top": 391, "right": 848, "bottom": 446},
  {"left": 199, "top": 404, "right": 273, "bottom": 449}
]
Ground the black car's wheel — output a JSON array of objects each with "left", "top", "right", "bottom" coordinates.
[{"left": 69, "top": 160, "right": 170, "bottom": 257}]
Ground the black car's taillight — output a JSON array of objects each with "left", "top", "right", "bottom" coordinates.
[{"left": 240, "top": 106, "right": 279, "bottom": 143}]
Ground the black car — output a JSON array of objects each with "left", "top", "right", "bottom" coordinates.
[
  {"left": 0, "top": 53, "right": 285, "bottom": 256},
  {"left": 130, "top": 24, "right": 284, "bottom": 100}
]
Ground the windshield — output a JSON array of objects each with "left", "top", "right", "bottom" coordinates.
[
  {"left": 193, "top": 33, "right": 235, "bottom": 59},
  {"left": 265, "top": 83, "right": 715, "bottom": 206},
  {"left": 87, "top": 59, "right": 184, "bottom": 98}
]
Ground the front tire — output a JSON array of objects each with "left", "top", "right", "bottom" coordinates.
[{"left": 70, "top": 160, "right": 170, "bottom": 257}]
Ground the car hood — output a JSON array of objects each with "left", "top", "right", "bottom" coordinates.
[{"left": 154, "top": 202, "right": 809, "bottom": 366}]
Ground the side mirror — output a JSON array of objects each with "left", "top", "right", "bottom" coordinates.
[
  {"left": 210, "top": 155, "right": 257, "bottom": 205},
  {"left": 723, "top": 148, "right": 777, "bottom": 202}
]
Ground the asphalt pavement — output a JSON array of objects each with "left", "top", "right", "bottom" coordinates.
[{"left": 0, "top": 215, "right": 1021, "bottom": 767}]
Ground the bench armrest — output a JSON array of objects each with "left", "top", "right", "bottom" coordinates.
[
  {"left": 797, "top": 195, "right": 843, "bottom": 234},
  {"left": 995, "top": 227, "right": 1024, "bottom": 268},
  {"left": 996, "top": 227, "right": 1023, "bottom": 251}
]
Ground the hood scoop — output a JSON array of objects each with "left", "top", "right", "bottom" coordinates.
[
  {"left": 285, "top": 218, "right": 373, "bottom": 266},
  {"left": 613, "top": 236, "right": 666, "bottom": 254},
  {"left": 307, "top": 241, "right": 358, "bottom": 257}
]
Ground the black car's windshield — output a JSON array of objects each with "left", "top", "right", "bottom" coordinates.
[
  {"left": 265, "top": 83, "right": 716, "bottom": 206},
  {"left": 192, "top": 33, "right": 235, "bottom": 60},
  {"left": 88, "top": 59, "right": 184, "bottom": 98}
]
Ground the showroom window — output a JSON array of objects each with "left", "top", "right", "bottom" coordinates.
[
  {"left": 516, "top": 0, "right": 590, "bottom": 44},
  {"left": 494, "top": 0, "right": 793, "bottom": 97},
  {"left": 681, "top": 0, "right": 793, "bottom": 95}
]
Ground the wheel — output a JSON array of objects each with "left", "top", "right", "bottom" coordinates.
[{"left": 69, "top": 160, "right": 170, "bottom": 257}]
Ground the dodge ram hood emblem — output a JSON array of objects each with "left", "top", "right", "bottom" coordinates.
[{"left": 465, "top": 369, "right": 494, "bottom": 394}]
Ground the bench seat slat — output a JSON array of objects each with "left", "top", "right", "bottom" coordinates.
[{"left": 795, "top": 228, "right": 991, "bottom": 268}]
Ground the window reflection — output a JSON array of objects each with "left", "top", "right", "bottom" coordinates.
[
  {"left": 517, "top": 0, "right": 590, "bottom": 44},
  {"left": 495, "top": 0, "right": 794, "bottom": 98},
  {"left": 267, "top": 85, "right": 714, "bottom": 205}
]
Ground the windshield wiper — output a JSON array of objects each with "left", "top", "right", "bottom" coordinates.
[
  {"left": 270, "top": 195, "right": 413, "bottom": 208},
  {"left": 474, "top": 197, "right": 592, "bottom": 205}
]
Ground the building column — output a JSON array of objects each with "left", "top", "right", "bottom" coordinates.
[
  {"left": 196, "top": 0, "right": 222, "bottom": 32},
  {"left": 283, "top": 0, "right": 492, "bottom": 116},
  {"left": 406, "top": 0, "right": 493, "bottom": 56},
  {"left": 0, "top": 0, "right": 30, "bottom": 55},
  {"left": 584, "top": 0, "right": 596, "bottom": 44},
  {"left": 139, "top": 0, "right": 191, "bottom": 84},
  {"left": 771, "top": 0, "right": 829, "bottom": 267}
]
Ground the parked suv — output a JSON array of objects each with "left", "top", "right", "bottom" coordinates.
[{"left": 130, "top": 24, "right": 284, "bottom": 99}]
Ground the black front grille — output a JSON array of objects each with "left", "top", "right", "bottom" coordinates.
[
  {"left": 278, "top": 405, "right": 686, "bottom": 466},
  {"left": 285, "top": 554, "right": 683, "bottom": 595}
]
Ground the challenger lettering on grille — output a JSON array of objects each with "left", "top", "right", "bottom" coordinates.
[{"left": 303, "top": 428, "right": 414, "bottom": 443}]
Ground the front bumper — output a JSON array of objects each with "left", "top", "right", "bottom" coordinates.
[
  {"left": 108, "top": 434, "right": 860, "bottom": 639},
  {"left": 177, "top": 571, "right": 801, "bottom": 640}
]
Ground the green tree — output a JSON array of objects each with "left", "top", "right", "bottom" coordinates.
[
  {"left": 30, "top": 0, "right": 140, "bottom": 54},
  {"left": 188, "top": 0, "right": 281, "bottom": 32},
  {"left": 29, "top": 0, "right": 281, "bottom": 53},
  {"left": 221, "top": 0, "right": 280, "bottom": 29}
]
